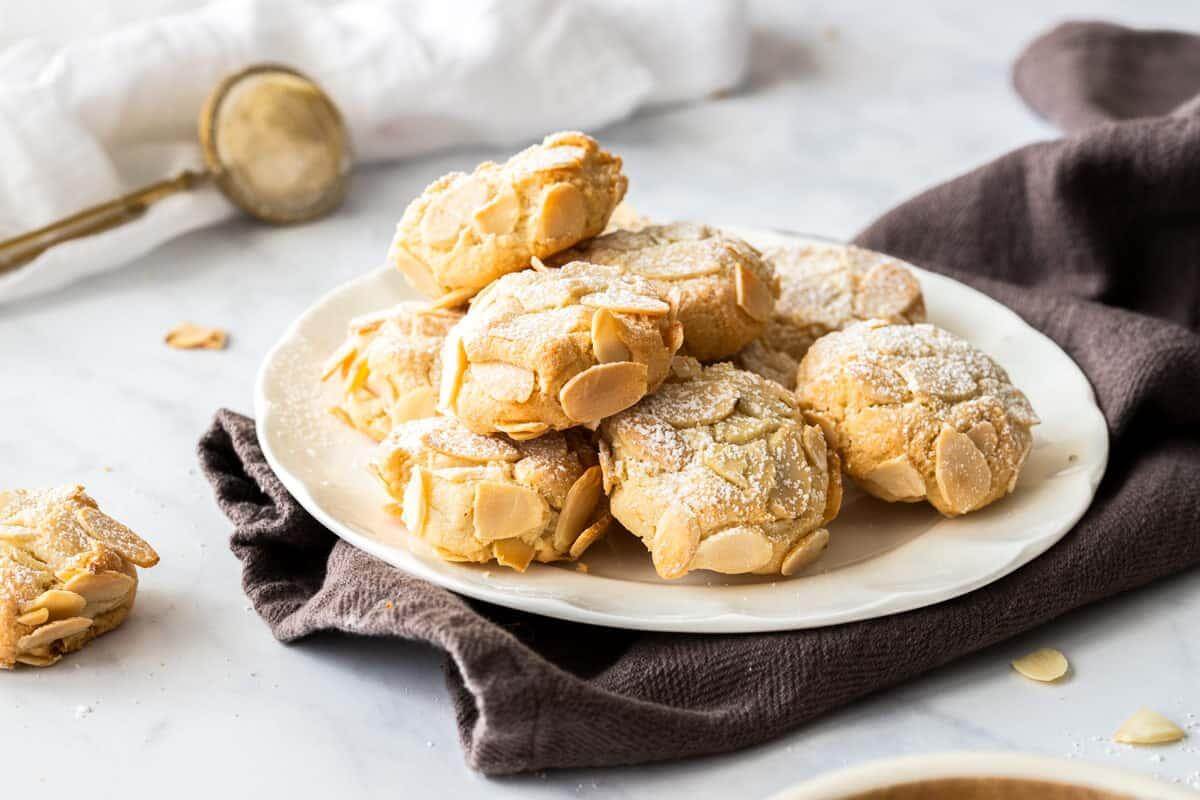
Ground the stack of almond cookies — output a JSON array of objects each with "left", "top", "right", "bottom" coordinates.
[{"left": 323, "top": 132, "right": 1037, "bottom": 580}]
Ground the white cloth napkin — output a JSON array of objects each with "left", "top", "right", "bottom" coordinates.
[{"left": 0, "top": 0, "right": 748, "bottom": 303}]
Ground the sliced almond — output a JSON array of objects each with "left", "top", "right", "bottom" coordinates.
[
  {"left": 496, "top": 421, "right": 550, "bottom": 441},
  {"left": 344, "top": 359, "right": 370, "bottom": 393},
  {"left": 781, "top": 528, "right": 830, "bottom": 576},
  {"left": 76, "top": 506, "right": 158, "bottom": 567},
  {"left": 590, "top": 308, "right": 631, "bottom": 363},
  {"left": 666, "top": 321, "right": 685, "bottom": 353},
  {"left": 642, "top": 380, "right": 739, "bottom": 428},
  {"left": 580, "top": 290, "right": 670, "bottom": 317},
  {"left": 63, "top": 571, "right": 135, "bottom": 607},
  {"left": 823, "top": 457, "right": 843, "bottom": 524},
  {"left": 434, "top": 547, "right": 472, "bottom": 563},
  {"left": 598, "top": 439, "right": 615, "bottom": 494},
  {"left": 17, "top": 617, "right": 93, "bottom": 653},
  {"left": 421, "top": 175, "right": 489, "bottom": 247},
  {"left": 426, "top": 287, "right": 475, "bottom": 311},
  {"left": 934, "top": 427, "right": 993, "bottom": 514},
  {"left": 392, "top": 240, "right": 443, "bottom": 297},
  {"left": 704, "top": 451, "right": 750, "bottom": 489},
  {"left": 1113, "top": 709, "right": 1186, "bottom": 745},
  {"left": 20, "top": 589, "right": 87, "bottom": 620},
  {"left": 860, "top": 454, "right": 926, "bottom": 502},
  {"left": 690, "top": 526, "right": 773, "bottom": 574},
  {"left": 321, "top": 342, "right": 357, "bottom": 381},
  {"left": 608, "top": 412, "right": 688, "bottom": 472},
  {"left": 472, "top": 482, "right": 547, "bottom": 542},
  {"left": 165, "top": 322, "right": 227, "bottom": 350},
  {"left": 559, "top": 362, "right": 648, "bottom": 423},
  {"left": 437, "top": 332, "right": 468, "bottom": 413},
  {"left": 472, "top": 182, "right": 519, "bottom": 236},
  {"left": 965, "top": 420, "right": 999, "bottom": 454},
  {"left": 492, "top": 538, "right": 536, "bottom": 572},
  {"left": 634, "top": 260, "right": 722, "bottom": 281},
  {"left": 713, "top": 415, "right": 774, "bottom": 445},
  {"left": 854, "top": 261, "right": 923, "bottom": 320},
  {"left": 329, "top": 406, "right": 355, "bottom": 429},
  {"left": 553, "top": 466, "right": 604, "bottom": 552},
  {"left": 529, "top": 255, "right": 550, "bottom": 273},
  {"left": 16, "top": 608, "right": 50, "bottom": 627},
  {"left": 15, "top": 652, "right": 61, "bottom": 667},
  {"left": 534, "top": 183, "right": 586, "bottom": 246},
  {"left": 422, "top": 423, "right": 521, "bottom": 463},
  {"left": 473, "top": 361, "right": 536, "bottom": 404},
  {"left": 734, "top": 263, "right": 774, "bottom": 322},
  {"left": 401, "top": 468, "right": 429, "bottom": 535},
  {"left": 390, "top": 386, "right": 438, "bottom": 424},
  {"left": 1011, "top": 648, "right": 1069, "bottom": 682},
  {"left": 569, "top": 512, "right": 611, "bottom": 560},
  {"left": 652, "top": 506, "right": 700, "bottom": 580}
]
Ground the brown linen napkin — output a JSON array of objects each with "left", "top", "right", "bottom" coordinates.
[{"left": 199, "top": 21, "right": 1200, "bottom": 775}]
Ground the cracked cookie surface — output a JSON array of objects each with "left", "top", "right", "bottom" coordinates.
[
  {"left": 549, "top": 223, "right": 778, "bottom": 361},
  {"left": 0, "top": 485, "right": 157, "bottom": 669},
  {"left": 735, "top": 242, "right": 926, "bottom": 388},
  {"left": 797, "top": 320, "right": 1038, "bottom": 516},
  {"left": 599, "top": 358, "right": 841, "bottom": 579},
  {"left": 440, "top": 261, "right": 682, "bottom": 437},
  {"left": 389, "top": 131, "right": 627, "bottom": 299},
  {"left": 372, "top": 417, "right": 608, "bottom": 570},
  {"left": 323, "top": 301, "right": 462, "bottom": 441}
]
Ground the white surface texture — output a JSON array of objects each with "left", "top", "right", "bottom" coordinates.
[
  {"left": 256, "top": 231, "right": 1106, "bottom": 633},
  {"left": 3, "top": 1, "right": 1199, "bottom": 798}
]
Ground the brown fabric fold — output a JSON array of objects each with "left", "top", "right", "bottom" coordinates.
[{"left": 199, "top": 21, "right": 1200, "bottom": 775}]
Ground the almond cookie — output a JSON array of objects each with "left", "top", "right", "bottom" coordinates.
[
  {"left": 322, "top": 302, "right": 462, "bottom": 441},
  {"left": 599, "top": 358, "right": 841, "bottom": 579},
  {"left": 372, "top": 417, "right": 609, "bottom": 570},
  {"left": 440, "top": 261, "right": 682, "bottom": 438},
  {"left": 1, "top": 485, "right": 158, "bottom": 669},
  {"left": 389, "top": 131, "right": 627, "bottom": 299},
  {"left": 797, "top": 320, "right": 1038, "bottom": 517},
  {"left": 735, "top": 242, "right": 926, "bottom": 388},
  {"left": 549, "top": 223, "right": 778, "bottom": 361}
]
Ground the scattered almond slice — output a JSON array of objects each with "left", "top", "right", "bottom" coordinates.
[
  {"left": 426, "top": 287, "right": 475, "bottom": 311},
  {"left": 165, "top": 322, "right": 227, "bottom": 350},
  {"left": 1113, "top": 709, "right": 1186, "bottom": 745},
  {"left": 1010, "top": 648, "right": 1069, "bottom": 682}
]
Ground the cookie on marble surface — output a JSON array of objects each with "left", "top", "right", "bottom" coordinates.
[
  {"left": 0, "top": 485, "right": 158, "bottom": 669},
  {"left": 797, "top": 320, "right": 1038, "bottom": 517},
  {"left": 549, "top": 223, "right": 778, "bottom": 361},
  {"left": 389, "top": 131, "right": 627, "bottom": 299},
  {"left": 323, "top": 301, "right": 462, "bottom": 441},
  {"left": 598, "top": 358, "right": 841, "bottom": 579},
  {"left": 734, "top": 242, "right": 926, "bottom": 388},
  {"left": 440, "top": 261, "right": 682, "bottom": 438},
  {"left": 372, "top": 417, "right": 608, "bottom": 570}
]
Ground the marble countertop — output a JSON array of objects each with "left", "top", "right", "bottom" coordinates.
[{"left": 4, "top": 2, "right": 1199, "bottom": 797}]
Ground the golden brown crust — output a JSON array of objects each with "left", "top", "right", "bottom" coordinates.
[
  {"left": 441, "top": 261, "right": 682, "bottom": 435},
  {"left": 0, "top": 486, "right": 155, "bottom": 669},
  {"left": 735, "top": 242, "right": 926, "bottom": 387},
  {"left": 372, "top": 417, "right": 606, "bottom": 568},
  {"left": 549, "top": 223, "right": 779, "bottom": 361},
  {"left": 390, "top": 132, "right": 627, "bottom": 298},
  {"left": 599, "top": 359, "right": 840, "bottom": 578},
  {"left": 797, "top": 320, "right": 1038, "bottom": 516},
  {"left": 322, "top": 301, "right": 462, "bottom": 441}
]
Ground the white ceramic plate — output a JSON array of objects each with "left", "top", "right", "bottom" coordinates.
[
  {"left": 255, "top": 228, "right": 1108, "bottom": 633},
  {"left": 769, "top": 752, "right": 1194, "bottom": 799}
]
